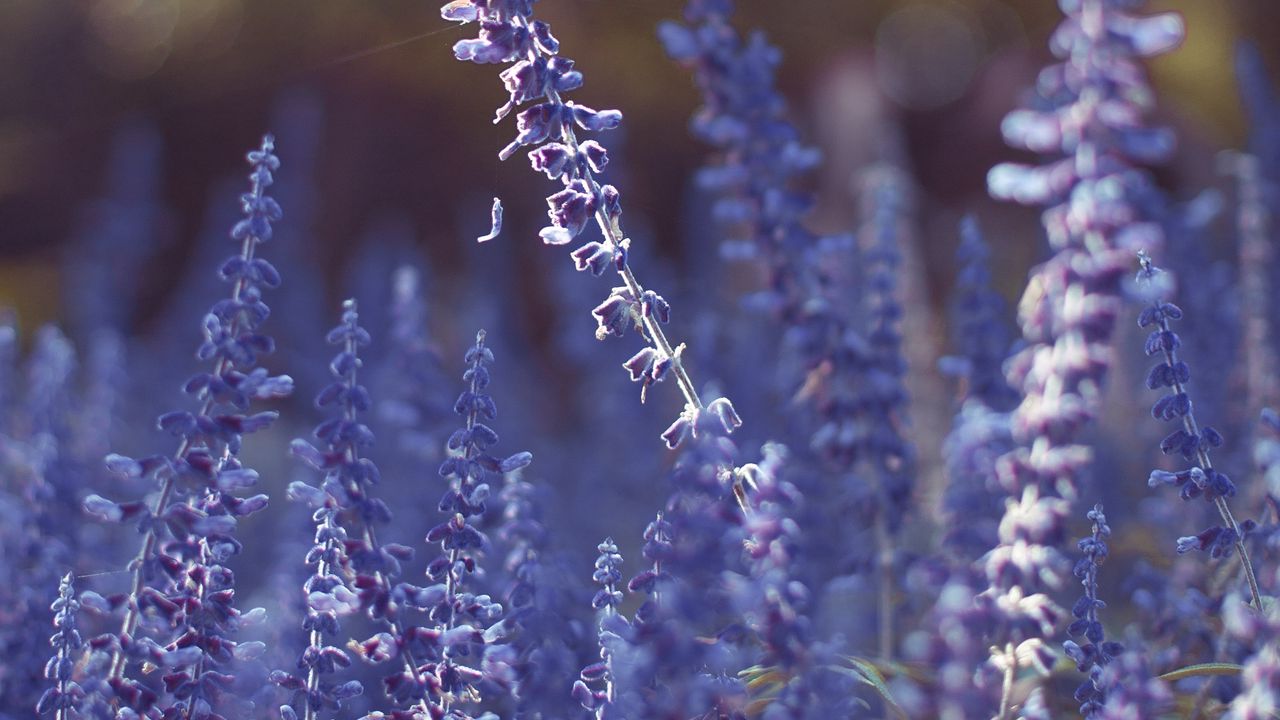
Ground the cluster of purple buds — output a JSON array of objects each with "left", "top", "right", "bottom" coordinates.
[
  {"left": 573, "top": 538, "right": 623, "bottom": 717},
  {"left": 1063, "top": 505, "right": 1123, "bottom": 718},
  {"left": 37, "top": 574, "right": 83, "bottom": 718},
  {"left": 658, "top": 0, "right": 821, "bottom": 317}
]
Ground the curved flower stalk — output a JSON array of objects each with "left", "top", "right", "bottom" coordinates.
[
  {"left": 657, "top": 0, "right": 822, "bottom": 319},
  {"left": 573, "top": 538, "right": 623, "bottom": 718},
  {"left": 1062, "top": 505, "right": 1123, "bottom": 718},
  {"left": 983, "top": 2, "right": 1184, "bottom": 714},
  {"left": 36, "top": 574, "right": 84, "bottom": 719},
  {"left": 440, "top": 0, "right": 742, "bottom": 459},
  {"left": 1136, "top": 255, "right": 1263, "bottom": 610},
  {"left": 85, "top": 135, "right": 292, "bottom": 715},
  {"left": 415, "top": 329, "right": 525, "bottom": 718}
]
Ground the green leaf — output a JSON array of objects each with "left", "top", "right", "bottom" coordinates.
[
  {"left": 1157, "top": 663, "right": 1244, "bottom": 683},
  {"left": 837, "top": 656, "right": 907, "bottom": 720}
]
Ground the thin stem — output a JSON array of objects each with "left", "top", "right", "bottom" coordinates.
[
  {"left": 874, "top": 509, "right": 893, "bottom": 661},
  {"left": 1151, "top": 305, "right": 1264, "bottom": 611},
  {"left": 510, "top": 13, "right": 705, "bottom": 417},
  {"left": 303, "top": 511, "right": 337, "bottom": 720},
  {"left": 997, "top": 642, "right": 1017, "bottom": 720}
]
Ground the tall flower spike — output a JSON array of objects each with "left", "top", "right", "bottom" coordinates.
[
  {"left": 273, "top": 301, "right": 376, "bottom": 720},
  {"left": 496, "top": 469, "right": 578, "bottom": 718},
  {"left": 573, "top": 538, "right": 623, "bottom": 718},
  {"left": 36, "top": 573, "right": 83, "bottom": 719},
  {"left": 88, "top": 135, "right": 291, "bottom": 715},
  {"left": 658, "top": 0, "right": 823, "bottom": 319},
  {"left": 286, "top": 299, "right": 436, "bottom": 716},
  {"left": 614, "top": 403, "right": 751, "bottom": 717},
  {"left": 442, "top": 1, "right": 741, "bottom": 455},
  {"left": 850, "top": 166, "right": 917, "bottom": 661},
  {"left": 1062, "top": 505, "right": 1123, "bottom": 718},
  {"left": 1136, "top": 254, "right": 1263, "bottom": 609},
  {"left": 419, "top": 329, "right": 526, "bottom": 717},
  {"left": 983, "top": 2, "right": 1184, "bottom": 713}
]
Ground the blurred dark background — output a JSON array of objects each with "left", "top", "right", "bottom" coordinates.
[{"left": 1, "top": 0, "right": 1278, "bottom": 329}]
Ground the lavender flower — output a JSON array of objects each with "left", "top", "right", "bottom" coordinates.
[
  {"left": 941, "top": 216, "right": 1018, "bottom": 413},
  {"left": 288, "top": 299, "right": 438, "bottom": 716},
  {"left": 418, "top": 329, "right": 526, "bottom": 717},
  {"left": 274, "top": 301, "right": 379, "bottom": 720},
  {"left": 907, "top": 573, "right": 1001, "bottom": 720},
  {"left": 573, "top": 538, "right": 623, "bottom": 718},
  {"left": 1096, "top": 650, "right": 1172, "bottom": 718},
  {"left": 36, "top": 574, "right": 83, "bottom": 718},
  {"left": 983, "top": 1, "right": 1184, "bottom": 711},
  {"left": 63, "top": 119, "right": 168, "bottom": 337},
  {"left": 727, "top": 444, "right": 853, "bottom": 717},
  {"left": 1063, "top": 505, "right": 1123, "bottom": 718},
  {"left": 374, "top": 265, "right": 451, "bottom": 466},
  {"left": 611, "top": 412, "right": 750, "bottom": 717},
  {"left": 1136, "top": 254, "right": 1263, "bottom": 608},
  {"left": 658, "top": 0, "right": 821, "bottom": 318},
  {"left": 87, "top": 135, "right": 292, "bottom": 715},
  {"left": 441, "top": 0, "right": 741, "bottom": 456}
]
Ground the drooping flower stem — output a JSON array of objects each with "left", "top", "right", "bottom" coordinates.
[{"left": 442, "top": 5, "right": 746, "bottom": 505}]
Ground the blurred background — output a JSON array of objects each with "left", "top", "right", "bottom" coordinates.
[{"left": 2, "top": 0, "right": 1278, "bottom": 328}]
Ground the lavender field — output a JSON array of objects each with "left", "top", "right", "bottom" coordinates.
[{"left": 3, "top": 0, "right": 1280, "bottom": 717}]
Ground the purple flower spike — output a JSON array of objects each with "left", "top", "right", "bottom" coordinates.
[
  {"left": 983, "top": 0, "right": 1185, "bottom": 711},
  {"left": 89, "top": 136, "right": 292, "bottom": 717},
  {"left": 1063, "top": 505, "right": 1124, "bottom": 718},
  {"left": 1136, "top": 254, "right": 1263, "bottom": 609},
  {"left": 441, "top": 0, "right": 739, "bottom": 460}
]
